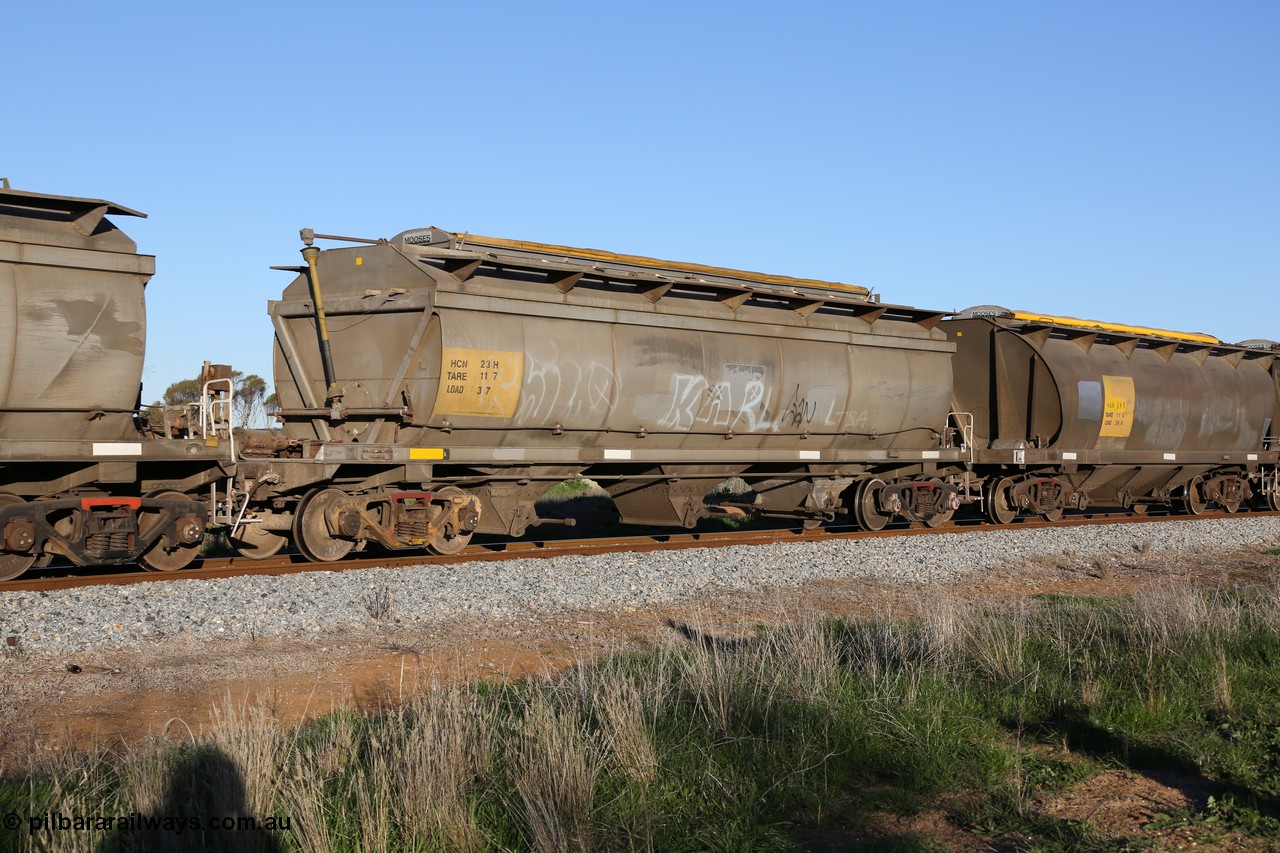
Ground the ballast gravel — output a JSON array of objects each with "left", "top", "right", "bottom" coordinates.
[{"left": 2, "top": 517, "right": 1278, "bottom": 653}]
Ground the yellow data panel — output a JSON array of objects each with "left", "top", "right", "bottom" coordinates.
[
  {"left": 1099, "top": 375, "right": 1135, "bottom": 438},
  {"left": 433, "top": 347, "right": 524, "bottom": 418}
]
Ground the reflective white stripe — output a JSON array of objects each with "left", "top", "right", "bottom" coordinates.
[
  {"left": 921, "top": 450, "right": 940, "bottom": 459},
  {"left": 1248, "top": 453, "right": 1259, "bottom": 461},
  {"left": 1163, "top": 453, "right": 1177, "bottom": 461},
  {"left": 92, "top": 442, "right": 142, "bottom": 456},
  {"left": 798, "top": 450, "right": 820, "bottom": 460},
  {"left": 491, "top": 448, "right": 527, "bottom": 460},
  {"left": 603, "top": 449, "right": 632, "bottom": 460},
  {"left": 1062, "top": 452, "right": 1077, "bottom": 460}
]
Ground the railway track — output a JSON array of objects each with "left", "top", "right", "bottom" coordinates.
[{"left": 8, "top": 509, "right": 1275, "bottom": 593}]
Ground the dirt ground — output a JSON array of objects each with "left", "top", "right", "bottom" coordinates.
[
  {"left": 795, "top": 764, "right": 1253, "bottom": 851},
  {"left": 3, "top": 541, "right": 1278, "bottom": 849}
]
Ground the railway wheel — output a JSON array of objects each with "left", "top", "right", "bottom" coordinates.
[
  {"left": 923, "top": 479, "right": 955, "bottom": 528},
  {"left": 138, "top": 490, "right": 202, "bottom": 572},
  {"left": 985, "top": 477, "right": 1017, "bottom": 525},
  {"left": 230, "top": 521, "right": 288, "bottom": 560},
  {"left": 852, "top": 479, "right": 891, "bottom": 532},
  {"left": 924, "top": 509, "right": 953, "bottom": 528},
  {"left": 294, "top": 488, "right": 355, "bottom": 563},
  {"left": 1221, "top": 497, "right": 1243, "bottom": 514},
  {"left": 428, "top": 486, "right": 475, "bottom": 555},
  {"left": 1180, "top": 476, "right": 1207, "bottom": 515},
  {"left": 1270, "top": 489, "right": 1280, "bottom": 512},
  {"left": 0, "top": 494, "right": 38, "bottom": 581},
  {"left": 1040, "top": 498, "right": 1065, "bottom": 522}
]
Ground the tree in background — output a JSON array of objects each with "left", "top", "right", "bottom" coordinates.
[
  {"left": 158, "top": 372, "right": 278, "bottom": 429},
  {"left": 160, "top": 378, "right": 201, "bottom": 406}
]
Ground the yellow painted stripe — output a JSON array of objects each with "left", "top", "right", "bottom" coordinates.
[
  {"left": 450, "top": 231, "right": 870, "bottom": 295},
  {"left": 409, "top": 447, "right": 446, "bottom": 460},
  {"left": 1011, "top": 311, "right": 1219, "bottom": 345}
]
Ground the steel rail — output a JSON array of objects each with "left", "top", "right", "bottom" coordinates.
[{"left": 5, "top": 509, "right": 1276, "bottom": 594}]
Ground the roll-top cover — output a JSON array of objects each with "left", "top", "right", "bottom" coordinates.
[{"left": 0, "top": 188, "right": 148, "bottom": 258}]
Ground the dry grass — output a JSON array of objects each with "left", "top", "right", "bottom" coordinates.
[
  {"left": 388, "top": 690, "right": 494, "bottom": 849},
  {"left": 589, "top": 672, "right": 658, "bottom": 784},
  {"left": 9, "top": 575, "right": 1280, "bottom": 851},
  {"left": 511, "top": 694, "right": 601, "bottom": 852},
  {"left": 207, "top": 700, "right": 287, "bottom": 818},
  {"left": 965, "top": 607, "right": 1035, "bottom": 689}
]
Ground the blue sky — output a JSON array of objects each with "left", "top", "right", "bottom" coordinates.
[{"left": 8, "top": 1, "right": 1278, "bottom": 400}]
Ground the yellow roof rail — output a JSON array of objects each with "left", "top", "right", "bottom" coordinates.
[
  {"left": 1009, "top": 310, "right": 1219, "bottom": 345},
  {"left": 449, "top": 231, "right": 871, "bottom": 296}
]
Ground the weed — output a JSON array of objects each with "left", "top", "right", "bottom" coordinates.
[
  {"left": 1204, "top": 793, "right": 1280, "bottom": 837},
  {"left": 541, "top": 478, "right": 595, "bottom": 500},
  {"left": 1089, "top": 555, "right": 1112, "bottom": 579},
  {"left": 1019, "top": 752, "right": 1096, "bottom": 790},
  {"left": 364, "top": 585, "right": 395, "bottom": 621}
]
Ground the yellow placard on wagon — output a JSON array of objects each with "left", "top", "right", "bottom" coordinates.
[
  {"left": 433, "top": 347, "right": 524, "bottom": 418},
  {"left": 1099, "top": 375, "right": 1135, "bottom": 438}
]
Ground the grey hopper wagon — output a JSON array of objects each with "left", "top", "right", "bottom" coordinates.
[
  {"left": 0, "top": 188, "right": 232, "bottom": 578},
  {"left": 245, "top": 227, "right": 973, "bottom": 560},
  {"left": 944, "top": 307, "right": 1280, "bottom": 520}
]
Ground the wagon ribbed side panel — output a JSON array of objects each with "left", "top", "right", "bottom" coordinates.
[
  {"left": 270, "top": 234, "right": 956, "bottom": 459},
  {"left": 0, "top": 192, "right": 153, "bottom": 443}
]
